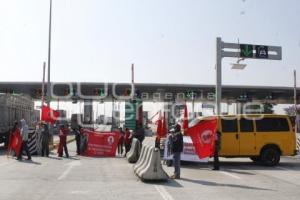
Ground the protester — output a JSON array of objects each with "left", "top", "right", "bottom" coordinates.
[
  {"left": 155, "top": 136, "right": 160, "bottom": 149},
  {"left": 213, "top": 131, "right": 221, "bottom": 170},
  {"left": 58, "top": 124, "right": 69, "bottom": 158},
  {"left": 170, "top": 124, "right": 183, "bottom": 179},
  {"left": 8, "top": 121, "right": 22, "bottom": 158},
  {"left": 41, "top": 123, "right": 50, "bottom": 157},
  {"left": 117, "top": 127, "right": 125, "bottom": 156},
  {"left": 35, "top": 122, "right": 43, "bottom": 156},
  {"left": 74, "top": 125, "right": 82, "bottom": 155},
  {"left": 17, "top": 119, "right": 32, "bottom": 161},
  {"left": 134, "top": 123, "right": 145, "bottom": 143},
  {"left": 124, "top": 128, "right": 132, "bottom": 157}
]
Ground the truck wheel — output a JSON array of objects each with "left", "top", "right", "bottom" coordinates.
[
  {"left": 166, "top": 160, "right": 173, "bottom": 167},
  {"left": 250, "top": 156, "right": 261, "bottom": 163},
  {"left": 261, "top": 148, "right": 280, "bottom": 166}
]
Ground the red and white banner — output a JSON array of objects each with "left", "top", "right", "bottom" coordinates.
[
  {"left": 186, "top": 117, "right": 218, "bottom": 159},
  {"left": 81, "top": 130, "right": 119, "bottom": 157}
]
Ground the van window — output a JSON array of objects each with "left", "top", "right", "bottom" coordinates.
[
  {"left": 240, "top": 118, "right": 254, "bottom": 132},
  {"left": 221, "top": 119, "right": 237, "bottom": 132},
  {"left": 255, "top": 117, "right": 289, "bottom": 132}
]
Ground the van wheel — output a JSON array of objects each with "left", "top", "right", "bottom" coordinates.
[
  {"left": 166, "top": 160, "right": 173, "bottom": 167},
  {"left": 261, "top": 148, "right": 280, "bottom": 166},
  {"left": 250, "top": 156, "right": 261, "bottom": 163}
]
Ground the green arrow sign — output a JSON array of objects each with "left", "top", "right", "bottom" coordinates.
[{"left": 240, "top": 44, "right": 253, "bottom": 58}]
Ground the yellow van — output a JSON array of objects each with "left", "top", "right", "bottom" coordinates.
[{"left": 203, "top": 114, "right": 297, "bottom": 166}]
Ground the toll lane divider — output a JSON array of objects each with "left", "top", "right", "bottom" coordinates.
[
  {"left": 134, "top": 144, "right": 169, "bottom": 182},
  {"left": 126, "top": 138, "right": 141, "bottom": 163}
]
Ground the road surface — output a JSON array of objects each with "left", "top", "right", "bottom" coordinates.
[{"left": 0, "top": 141, "right": 299, "bottom": 200}]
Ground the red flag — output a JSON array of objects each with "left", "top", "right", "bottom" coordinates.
[
  {"left": 182, "top": 101, "right": 188, "bottom": 133},
  {"left": 156, "top": 115, "right": 163, "bottom": 137},
  {"left": 161, "top": 113, "right": 167, "bottom": 137},
  {"left": 41, "top": 105, "right": 60, "bottom": 124},
  {"left": 9, "top": 129, "right": 22, "bottom": 157},
  {"left": 186, "top": 117, "right": 218, "bottom": 159}
]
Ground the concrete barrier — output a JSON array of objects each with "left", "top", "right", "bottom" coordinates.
[
  {"left": 133, "top": 144, "right": 147, "bottom": 172},
  {"left": 126, "top": 138, "right": 141, "bottom": 163},
  {"left": 134, "top": 144, "right": 168, "bottom": 182},
  {"left": 134, "top": 145, "right": 153, "bottom": 175}
]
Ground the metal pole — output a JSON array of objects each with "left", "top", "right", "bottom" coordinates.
[
  {"left": 41, "top": 62, "right": 46, "bottom": 106},
  {"left": 131, "top": 63, "right": 134, "bottom": 84},
  {"left": 112, "top": 98, "right": 115, "bottom": 131},
  {"left": 216, "top": 37, "right": 222, "bottom": 115},
  {"left": 192, "top": 97, "right": 195, "bottom": 118},
  {"left": 294, "top": 70, "right": 297, "bottom": 133},
  {"left": 47, "top": 0, "right": 52, "bottom": 106}
]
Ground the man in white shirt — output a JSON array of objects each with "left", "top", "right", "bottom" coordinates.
[{"left": 17, "top": 119, "right": 32, "bottom": 161}]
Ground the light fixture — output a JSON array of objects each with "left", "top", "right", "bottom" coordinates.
[{"left": 231, "top": 58, "right": 247, "bottom": 70}]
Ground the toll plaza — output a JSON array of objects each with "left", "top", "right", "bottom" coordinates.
[
  {"left": 1, "top": 78, "right": 300, "bottom": 200},
  {"left": 1, "top": 0, "right": 300, "bottom": 197}
]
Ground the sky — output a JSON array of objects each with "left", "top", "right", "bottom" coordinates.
[{"left": 1, "top": 0, "right": 300, "bottom": 87}]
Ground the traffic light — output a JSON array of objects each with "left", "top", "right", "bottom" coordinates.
[
  {"left": 72, "top": 89, "right": 77, "bottom": 96},
  {"left": 36, "top": 89, "right": 42, "bottom": 97},
  {"left": 266, "top": 93, "right": 274, "bottom": 100},
  {"left": 94, "top": 88, "right": 105, "bottom": 96},
  {"left": 185, "top": 91, "right": 195, "bottom": 100},
  {"left": 124, "top": 88, "right": 131, "bottom": 96},
  {"left": 237, "top": 93, "right": 251, "bottom": 102},
  {"left": 5, "top": 88, "right": 15, "bottom": 95},
  {"left": 64, "top": 88, "right": 70, "bottom": 96}
]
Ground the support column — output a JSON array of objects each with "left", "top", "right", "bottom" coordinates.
[{"left": 84, "top": 99, "right": 93, "bottom": 124}]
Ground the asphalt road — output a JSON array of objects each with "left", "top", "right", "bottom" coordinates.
[{"left": 0, "top": 142, "right": 300, "bottom": 200}]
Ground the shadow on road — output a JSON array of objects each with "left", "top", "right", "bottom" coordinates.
[
  {"left": 210, "top": 160, "right": 300, "bottom": 171},
  {"left": 147, "top": 179, "right": 183, "bottom": 188},
  {"left": 18, "top": 159, "right": 42, "bottom": 165},
  {"left": 180, "top": 178, "right": 275, "bottom": 191}
]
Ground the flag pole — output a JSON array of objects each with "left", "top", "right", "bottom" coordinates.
[
  {"left": 47, "top": 0, "right": 52, "bottom": 107},
  {"left": 131, "top": 63, "right": 135, "bottom": 100},
  {"left": 41, "top": 62, "right": 46, "bottom": 107}
]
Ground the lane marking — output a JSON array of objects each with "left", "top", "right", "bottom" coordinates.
[
  {"left": 276, "top": 166, "right": 290, "bottom": 171},
  {"left": 154, "top": 185, "right": 174, "bottom": 200},
  {"left": 70, "top": 190, "right": 90, "bottom": 195},
  {"left": 57, "top": 160, "right": 81, "bottom": 180},
  {"left": 219, "top": 171, "right": 242, "bottom": 180}
]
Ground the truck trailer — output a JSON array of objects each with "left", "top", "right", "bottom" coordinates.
[{"left": 0, "top": 94, "right": 35, "bottom": 147}]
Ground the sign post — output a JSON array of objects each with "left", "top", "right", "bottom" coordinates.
[{"left": 215, "top": 38, "right": 282, "bottom": 115}]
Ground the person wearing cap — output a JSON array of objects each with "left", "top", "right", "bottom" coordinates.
[{"left": 170, "top": 124, "right": 183, "bottom": 179}]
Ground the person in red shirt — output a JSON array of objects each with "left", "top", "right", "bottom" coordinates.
[
  {"left": 117, "top": 128, "right": 125, "bottom": 156},
  {"left": 58, "top": 124, "right": 69, "bottom": 158},
  {"left": 8, "top": 121, "right": 22, "bottom": 158},
  {"left": 124, "top": 128, "right": 132, "bottom": 157}
]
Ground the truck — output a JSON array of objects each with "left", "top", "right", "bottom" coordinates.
[{"left": 0, "top": 94, "right": 35, "bottom": 147}]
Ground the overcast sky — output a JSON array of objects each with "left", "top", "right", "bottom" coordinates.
[{"left": 1, "top": 0, "right": 300, "bottom": 87}]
